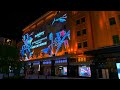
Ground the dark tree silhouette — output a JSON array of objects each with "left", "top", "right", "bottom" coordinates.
[{"left": 0, "top": 44, "right": 21, "bottom": 77}]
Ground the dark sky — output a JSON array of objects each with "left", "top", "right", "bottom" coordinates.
[
  {"left": 0, "top": 1, "right": 119, "bottom": 43},
  {"left": 0, "top": 0, "right": 77, "bottom": 43},
  {"left": 0, "top": 8, "right": 48, "bottom": 42}
]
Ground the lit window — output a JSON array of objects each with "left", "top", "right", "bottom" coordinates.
[
  {"left": 112, "top": 35, "right": 119, "bottom": 44},
  {"left": 109, "top": 17, "right": 116, "bottom": 25},
  {"left": 83, "top": 41, "right": 87, "bottom": 47}
]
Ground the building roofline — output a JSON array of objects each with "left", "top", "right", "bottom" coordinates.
[{"left": 22, "top": 11, "right": 54, "bottom": 32}]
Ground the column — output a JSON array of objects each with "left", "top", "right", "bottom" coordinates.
[{"left": 51, "top": 60, "right": 55, "bottom": 76}]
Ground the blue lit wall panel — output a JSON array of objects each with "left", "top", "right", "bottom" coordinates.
[{"left": 20, "top": 12, "right": 70, "bottom": 61}]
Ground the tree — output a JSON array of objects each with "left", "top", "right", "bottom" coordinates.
[{"left": 0, "top": 44, "right": 20, "bottom": 77}]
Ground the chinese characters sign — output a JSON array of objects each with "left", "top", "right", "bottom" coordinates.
[{"left": 20, "top": 13, "right": 70, "bottom": 61}]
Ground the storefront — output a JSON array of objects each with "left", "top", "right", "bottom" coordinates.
[
  {"left": 41, "top": 60, "right": 52, "bottom": 76},
  {"left": 84, "top": 45, "right": 120, "bottom": 79},
  {"left": 31, "top": 61, "right": 40, "bottom": 75},
  {"left": 54, "top": 58, "right": 68, "bottom": 76},
  {"left": 69, "top": 62, "right": 91, "bottom": 78}
]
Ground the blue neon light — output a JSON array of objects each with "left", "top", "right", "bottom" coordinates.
[
  {"left": 52, "top": 14, "right": 67, "bottom": 25},
  {"left": 55, "top": 30, "right": 70, "bottom": 55},
  {"left": 20, "top": 32, "right": 34, "bottom": 61},
  {"left": 35, "top": 31, "right": 45, "bottom": 38},
  {"left": 55, "top": 59, "right": 67, "bottom": 64},
  {"left": 116, "top": 63, "right": 120, "bottom": 79},
  {"left": 43, "top": 60, "right": 51, "bottom": 64},
  {"left": 41, "top": 30, "right": 70, "bottom": 56},
  {"left": 20, "top": 13, "right": 70, "bottom": 61},
  {"left": 33, "top": 61, "right": 40, "bottom": 65}
]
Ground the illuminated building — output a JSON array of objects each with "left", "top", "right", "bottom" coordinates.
[
  {"left": 84, "top": 11, "right": 120, "bottom": 79},
  {"left": 18, "top": 11, "right": 120, "bottom": 78},
  {"left": 0, "top": 37, "right": 16, "bottom": 46}
]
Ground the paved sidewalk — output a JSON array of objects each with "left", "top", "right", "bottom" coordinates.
[{"left": 25, "top": 75, "right": 88, "bottom": 79}]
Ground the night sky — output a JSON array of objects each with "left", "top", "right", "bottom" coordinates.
[
  {"left": 0, "top": 6, "right": 48, "bottom": 43},
  {"left": 0, "top": 1, "right": 118, "bottom": 43},
  {"left": 0, "top": 1, "right": 77, "bottom": 43}
]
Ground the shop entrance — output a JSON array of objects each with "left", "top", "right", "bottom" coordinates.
[
  {"left": 69, "top": 65, "right": 78, "bottom": 77},
  {"left": 55, "top": 66, "right": 67, "bottom": 76}
]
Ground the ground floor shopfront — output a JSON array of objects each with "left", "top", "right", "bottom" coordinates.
[
  {"left": 84, "top": 45, "right": 120, "bottom": 79},
  {"left": 22, "top": 54, "right": 92, "bottom": 78}
]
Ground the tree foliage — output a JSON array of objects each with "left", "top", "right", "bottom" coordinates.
[{"left": 0, "top": 44, "right": 20, "bottom": 76}]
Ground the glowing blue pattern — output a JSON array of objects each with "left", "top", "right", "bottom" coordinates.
[
  {"left": 55, "top": 30, "right": 70, "bottom": 55},
  {"left": 55, "top": 59, "right": 67, "bottom": 64},
  {"left": 41, "top": 30, "right": 70, "bottom": 56},
  {"left": 20, "top": 32, "right": 34, "bottom": 60},
  {"left": 52, "top": 14, "right": 67, "bottom": 25},
  {"left": 43, "top": 60, "right": 51, "bottom": 64},
  {"left": 20, "top": 13, "right": 70, "bottom": 61}
]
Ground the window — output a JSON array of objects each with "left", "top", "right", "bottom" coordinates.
[
  {"left": 118, "top": 15, "right": 120, "bottom": 20},
  {"left": 118, "top": 15, "right": 120, "bottom": 21},
  {"left": 109, "top": 17, "right": 116, "bottom": 25},
  {"left": 82, "top": 29, "right": 86, "bottom": 35},
  {"left": 78, "top": 43, "right": 82, "bottom": 48},
  {"left": 77, "top": 31, "right": 81, "bottom": 36},
  {"left": 83, "top": 41, "right": 88, "bottom": 47},
  {"left": 112, "top": 35, "right": 119, "bottom": 44},
  {"left": 81, "top": 17, "right": 85, "bottom": 23},
  {"left": 76, "top": 19, "right": 80, "bottom": 25}
]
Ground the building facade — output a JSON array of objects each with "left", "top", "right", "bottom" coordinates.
[
  {"left": 84, "top": 11, "right": 120, "bottom": 79},
  {"left": 0, "top": 37, "right": 16, "bottom": 46},
  {"left": 18, "top": 11, "right": 120, "bottom": 79}
]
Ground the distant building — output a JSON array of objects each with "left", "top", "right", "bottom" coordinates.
[{"left": 0, "top": 37, "right": 16, "bottom": 46}]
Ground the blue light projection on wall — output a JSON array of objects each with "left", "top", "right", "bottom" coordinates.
[
  {"left": 52, "top": 14, "right": 67, "bottom": 25},
  {"left": 20, "top": 30, "right": 47, "bottom": 61},
  {"left": 41, "top": 29, "right": 70, "bottom": 57},
  {"left": 20, "top": 13, "right": 70, "bottom": 61},
  {"left": 20, "top": 32, "right": 34, "bottom": 61},
  {"left": 43, "top": 60, "right": 51, "bottom": 64},
  {"left": 55, "top": 59, "right": 67, "bottom": 64}
]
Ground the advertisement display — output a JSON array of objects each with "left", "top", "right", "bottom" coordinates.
[
  {"left": 78, "top": 66, "right": 91, "bottom": 77},
  {"left": 20, "top": 12, "right": 70, "bottom": 61},
  {"left": 62, "top": 67, "right": 67, "bottom": 75},
  {"left": 116, "top": 63, "right": 120, "bottom": 79}
]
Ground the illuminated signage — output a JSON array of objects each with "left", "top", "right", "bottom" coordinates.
[
  {"left": 32, "top": 31, "right": 47, "bottom": 49},
  {"left": 31, "top": 36, "right": 47, "bottom": 49},
  {"left": 55, "top": 59, "right": 67, "bottom": 64},
  {"left": 20, "top": 13, "right": 70, "bottom": 61},
  {"left": 41, "top": 30, "right": 70, "bottom": 57},
  {"left": 33, "top": 61, "right": 40, "bottom": 65},
  {"left": 35, "top": 31, "right": 45, "bottom": 38},
  {"left": 52, "top": 14, "right": 67, "bottom": 25},
  {"left": 20, "top": 31, "right": 47, "bottom": 61},
  {"left": 116, "top": 63, "right": 120, "bottom": 79},
  {"left": 43, "top": 60, "right": 51, "bottom": 64}
]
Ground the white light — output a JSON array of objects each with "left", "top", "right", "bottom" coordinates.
[
  {"left": 7, "top": 39, "right": 11, "bottom": 43},
  {"left": 38, "top": 64, "right": 40, "bottom": 71}
]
